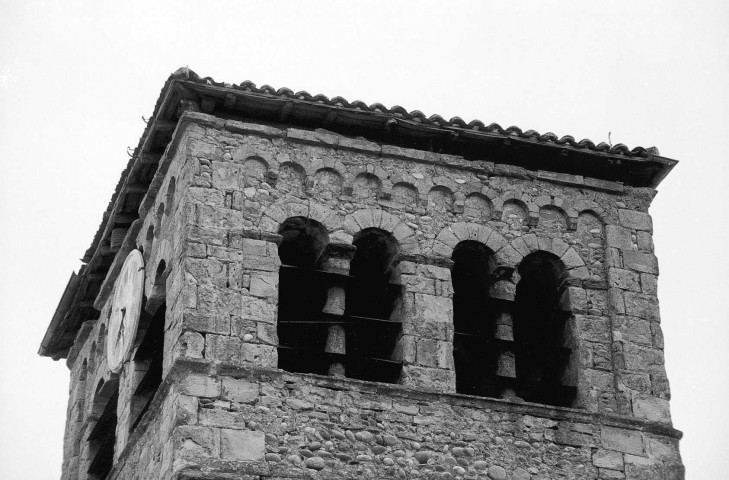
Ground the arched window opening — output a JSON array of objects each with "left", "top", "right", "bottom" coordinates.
[
  {"left": 344, "top": 228, "right": 402, "bottom": 383},
  {"left": 87, "top": 378, "right": 119, "bottom": 480},
  {"left": 144, "top": 226, "right": 154, "bottom": 262},
  {"left": 154, "top": 203, "right": 165, "bottom": 239},
  {"left": 513, "top": 251, "right": 575, "bottom": 406},
  {"left": 451, "top": 241, "right": 506, "bottom": 397},
  {"left": 276, "top": 217, "right": 330, "bottom": 375},
  {"left": 129, "top": 262, "right": 167, "bottom": 433},
  {"left": 164, "top": 177, "right": 176, "bottom": 216}
]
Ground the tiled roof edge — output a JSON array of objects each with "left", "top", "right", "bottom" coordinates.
[{"left": 172, "top": 67, "right": 659, "bottom": 158}]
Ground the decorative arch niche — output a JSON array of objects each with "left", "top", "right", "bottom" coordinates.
[
  {"left": 312, "top": 168, "right": 343, "bottom": 200},
  {"left": 277, "top": 162, "right": 306, "bottom": 195},
  {"left": 352, "top": 172, "right": 381, "bottom": 199}
]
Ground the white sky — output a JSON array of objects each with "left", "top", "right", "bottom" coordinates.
[{"left": 0, "top": 1, "right": 727, "bottom": 478}]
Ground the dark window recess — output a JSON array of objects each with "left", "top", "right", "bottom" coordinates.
[
  {"left": 344, "top": 228, "right": 401, "bottom": 383},
  {"left": 276, "top": 221, "right": 402, "bottom": 383},
  {"left": 129, "top": 302, "right": 165, "bottom": 432},
  {"left": 451, "top": 241, "right": 508, "bottom": 398},
  {"left": 87, "top": 390, "right": 118, "bottom": 480},
  {"left": 513, "top": 251, "right": 575, "bottom": 407},
  {"left": 451, "top": 244, "right": 574, "bottom": 407},
  {"left": 276, "top": 217, "right": 330, "bottom": 375}
]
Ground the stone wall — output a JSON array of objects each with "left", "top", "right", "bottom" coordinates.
[
  {"left": 58, "top": 113, "right": 682, "bottom": 479},
  {"left": 166, "top": 361, "right": 684, "bottom": 480}
]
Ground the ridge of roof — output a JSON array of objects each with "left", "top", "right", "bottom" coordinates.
[{"left": 171, "top": 67, "right": 660, "bottom": 158}]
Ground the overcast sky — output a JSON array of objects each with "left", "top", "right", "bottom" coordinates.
[{"left": 1, "top": 1, "right": 727, "bottom": 479}]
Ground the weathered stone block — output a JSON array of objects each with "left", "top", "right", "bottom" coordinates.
[
  {"left": 175, "top": 395, "right": 199, "bottom": 426},
  {"left": 622, "top": 251, "right": 659, "bottom": 275},
  {"left": 586, "top": 289, "right": 608, "bottom": 315},
  {"left": 187, "top": 258, "right": 228, "bottom": 287},
  {"left": 179, "top": 374, "right": 221, "bottom": 398},
  {"left": 537, "top": 170, "right": 584, "bottom": 186},
  {"left": 241, "top": 296, "right": 277, "bottom": 323},
  {"left": 436, "top": 340, "right": 454, "bottom": 370},
  {"left": 584, "top": 177, "right": 625, "bottom": 193},
  {"left": 222, "top": 378, "right": 259, "bottom": 403},
  {"left": 206, "top": 334, "right": 243, "bottom": 365},
  {"left": 607, "top": 288, "right": 625, "bottom": 315},
  {"left": 640, "top": 274, "right": 658, "bottom": 295},
  {"left": 339, "top": 135, "right": 381, "bottom": 153},
  {"left": 598, "top": 468, "right": 626, "bottom": 479},
  {"left": 568, "top": 287, "right": 588, "bottom": 312},
  {"left": 220, "top": 429, "right": 266, "bottom": 460},
  {"left": 249, "top": 272, "right": 278, "bottom": 298},
  {"left": 575, "top": 315, "right": 611, "bottom": 343},
  {"left": 636, "top": 231, "right": 654, "bottom": 252},
  {"left": 224, "top": 120, "right": 284, "bottom": 138},
  {"left": 651, "top": 372, "right": 671, "bottom": 399},
  {"left": 613, "top": 316, "right": 651, "bottom": 346},
  {"left": 601, "top": 426, "right": 644, "bottom": 456},
  {"left": 196, "top": 204, "right": 244, "bottom": 229},
  {"left": 400, "top": 274, "right": 436, "bottom": 295},
  {"left": 607, "top": 268, "right": 640, "bottom": 292},
  {"left": 287, "top": 127, "right": 339, "bottom": 146},
  {"left": 211, "top": 161, "right": 242, "bottom": 190},
  {"left": 182, "top": 311, "right": 230, "bottom": 335},
  {"left": 624, "top": 292, "right": 660, "bottom": 321},
  {"left": 593, "top": 449, "right": 624, "bottom": 470},
  {"left": 197, "top": 285, "right": 242, "bottom": 316},
  {"left": 645, "top": 436, "right": 681, "bottom": 461},
  {"left": 495, "top": 163, "right": 532, "bottom": 179},
  {"left": 242, "top": 344, "right": 277, "bottom": 367},
  {"left": 623, "top": 342, "right": 664, "bottom": 374},
  {"left": 618, "top": 209, "right": 652, "bottom": 232},
  {"left": 605, "top": 225, "right": 634, "bottom": 250},
  {"left": 632, "top": 395, "right": 671, "bottom": 423},
  {"left": 650, "top": 321, "right": 664, "bottom": 349},
  {"left": 392, "top": 334, "right": 417, "bottom": 363},
  {"left": 412, "top": 293, "right": 452, "bottom": 324},
  {"left": 174, "top": 425, "right": 220, "bottom": 458},
  {"left": 623, "top": 454, "right": 672, "bottom": 479},
  {"left": 619, "top": 372, "right": 652, "bottom": 393},
  {"left": 199, "top": 408, "right": 247, "bottom": 429},
  {"left": 605, "top": 248, "right": 622, "bottom": 268},
  {"left": 416, "top": 337, "right": 438, "bottom": 367},
  {"left": 400, "top": 365, "right": 455, "bottom": 392},
  {"left": 185, "top": 224, "right": 227, "bottom": 246}
]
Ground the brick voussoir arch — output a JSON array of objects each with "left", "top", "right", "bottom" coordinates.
[
  {"left": 432, "top": 222, "right": 508, "bottom": 260},
  {"left": 343, "top": 209, "right": 418, "bottom": 253}
]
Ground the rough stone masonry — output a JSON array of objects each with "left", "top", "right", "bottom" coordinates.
[{"left": 40, "top": 69, "right": 684, "bottom": 480}]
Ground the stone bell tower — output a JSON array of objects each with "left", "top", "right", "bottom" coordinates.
[{"left": 40, "top": 68, "right": 684, "bottom": 479}]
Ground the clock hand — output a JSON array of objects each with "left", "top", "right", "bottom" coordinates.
[{"left": 117, "top": 307, "right": 127, "bottom": 343}]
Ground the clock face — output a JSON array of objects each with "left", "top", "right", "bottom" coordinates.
[{"left": 106, "top": 249, "right": 145, "bottom": 373}]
